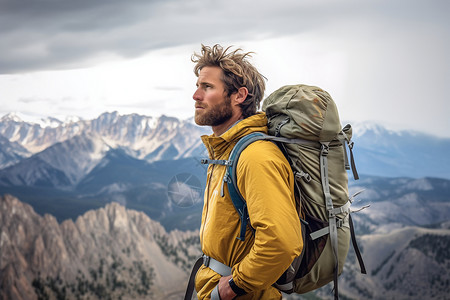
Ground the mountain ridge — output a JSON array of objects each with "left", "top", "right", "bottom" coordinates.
[
  {"left": 339, "top": 225, "right": 450, "bottom": 300},
  {"left": 0, "top": 194, "right": 200, "bottom": 300},
  {"left": 1, "top": 111, "right": 449, "bottom": 179},
  {"left": 0, "top": 111, "right": 209, "bottom": 160},
  {"left": 2, "top": 194, "right": 449, "bottom": 300}
]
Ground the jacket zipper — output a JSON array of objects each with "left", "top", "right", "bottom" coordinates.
[{"left": 201, "top": 147, "right": 215, "bottom": 251}]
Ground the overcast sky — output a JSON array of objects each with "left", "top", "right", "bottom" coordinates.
[{"left": 0, "top": 0, "right": 449, "bottom": 137}]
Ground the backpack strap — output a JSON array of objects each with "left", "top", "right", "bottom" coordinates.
[
  {"left": 200, "top": 132, "right": 269, "bottom": 241},
  {"left": 338, "top": 124, "right": 359, "bottom": 180},
  {"left": 309, "top": 201, "right": 351, "bottom": 240},
  {"left": 225, "top": 132, "right": 269, "bottom": 241},
  {"left": 319, "top": 142, "right": 340, "bottom": 300},
  {"left": 184, "top": 255, "right": 234, "bottom": 300},
  {"left": 348, "top": 214, "right": 367, "bottom": 274},
  {"left": 184, "top": 256, "right": 203, "bottom": 300},
  {"left": 225, "top": 133, "right": 319, "bottom": 241}
]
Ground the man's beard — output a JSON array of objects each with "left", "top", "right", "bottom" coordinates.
[{"left": 195, "top": 96, "right": 233, "bottom": 126}]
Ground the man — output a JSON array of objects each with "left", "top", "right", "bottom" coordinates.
[{"left": 191, "top": 44, "right": 302, "bottom": 300}]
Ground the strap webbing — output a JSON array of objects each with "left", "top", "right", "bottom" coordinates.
[
  {"left": 320, "top": 142, "right": 339, "bottom": 300},
  {"left": 203, "top": 255, "right": 232, "bottom": 276},
  {"left": 210, "top": 285, "right": 220, "bottom": 300},
  {"left": 348, "top": 142, "right": 359, "bottom": 180},
  {"left": 349, "top": 214, "right": 367, "bottom": 274},
  {"left": 329, "top": 201, "right": 351, "bottom": 216},
  {"left": 183, "top": 255, "right": 233, "bottom": 300},
  {"left": 274, "top": 281, "right": 294, "bottom": 292},
  {"left": 264, "top": 135, "right": 320, "bottom": 148},
  {"left": 201, "top": 159, "right": 231, "bottom": 166},
  {"left": 310, "top": 216, "right": 345, "bottom": 240},
  {"left": 227, "top": 132, "right": 268, "bottom": 241},
  {"left": 184, "top": 256, "right": 203, "bottom": 300},
  {"left": 338, "top": 127, "right": 359, "bottom": 180}
]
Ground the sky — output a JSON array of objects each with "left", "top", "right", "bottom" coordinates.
[{"left": 0, "top": 0, "right": 449, "bottom": 137}]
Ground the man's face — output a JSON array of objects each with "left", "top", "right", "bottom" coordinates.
[{"left": 193, "top": 66, "right": 233, "bottom": 127}]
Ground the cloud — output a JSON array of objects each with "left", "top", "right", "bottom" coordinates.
[
  {"left": 3, "top": 0, "right": 447, "bottom": 74},
  {"left": 154, "top": 86, "right": 183, "bottom": 91},
  {"left": 17, "top": 97, "right": 70, "bottom": 104}
]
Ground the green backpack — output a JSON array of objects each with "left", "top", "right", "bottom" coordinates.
[
  {"left": 221, "top": 84, "right": 367, "bottom": 299},
  {"left": 262, "top": 84, "right": 366, "bottom": 298}
]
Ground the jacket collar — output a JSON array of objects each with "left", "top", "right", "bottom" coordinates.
[{"left": 201, "top": 112, "right": 268, "bottom": 159}]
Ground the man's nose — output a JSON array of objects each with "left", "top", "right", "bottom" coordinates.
[{"left": 193, "top": 88, "right": 202, "bottom": 101}]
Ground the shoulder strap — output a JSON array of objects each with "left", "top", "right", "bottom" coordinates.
[
  {"left": 224, "top": 132, "right": 269, "bottom": 241},
  {"left": 223, "top": 132, "right": 323, "bottom": 241}
]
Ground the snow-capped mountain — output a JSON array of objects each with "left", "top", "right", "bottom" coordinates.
[
  {"left": 2, "top": 112, "right": 448, "bottom": 179},
  {"left": 0, "top": 135, "right": 30, "bottom": 169},
  {"left": 0, "top": 111, "right": 209, "bottom": 160},
  {"left": 0, "top": 132, "right": 110, "bottom": 187},
  {"left": 349, "top": 121, "right": 450, "bottom": 179}
]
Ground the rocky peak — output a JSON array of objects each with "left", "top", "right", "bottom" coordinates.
[
  {"left": 0, "top": 112, "right": 24, "bottom": 123},
  {"left": 0, "top": 195, "right": 200, "bottom": 300}
]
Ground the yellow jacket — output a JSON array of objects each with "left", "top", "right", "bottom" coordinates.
[{"left": 195, "top": 113, "right": 303, "bottom": 299}]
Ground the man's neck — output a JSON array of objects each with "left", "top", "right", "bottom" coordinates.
[{"left": 212, "top": 114, "right": 243, "bottom": 136}]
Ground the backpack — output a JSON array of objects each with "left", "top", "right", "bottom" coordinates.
[
  {"left": 224, "top": 84, "right": 367, "bottom": 299},
  {"left": 184, "top": 84, "right": 367, "bottom": 300}
]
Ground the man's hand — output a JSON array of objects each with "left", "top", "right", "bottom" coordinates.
[{"left": 218, "top": 275, "right": 237, "bottom": 300}]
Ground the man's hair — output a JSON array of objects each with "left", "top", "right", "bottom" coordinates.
[{"left": 192, "top": 44, "right": 266, "bottom": 118}]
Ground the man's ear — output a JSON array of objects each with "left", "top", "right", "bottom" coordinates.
[{"left": 232, "top": 87, "right": 249, "bottom": 105}]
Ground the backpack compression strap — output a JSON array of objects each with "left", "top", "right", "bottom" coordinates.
[
  {"left": 338, "top": 124, "right": 359, "bottom": 180},
  {"left": 320, "top": 141, "right": 340, "bottom": 300}
]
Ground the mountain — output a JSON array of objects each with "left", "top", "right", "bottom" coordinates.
[
  {"left": 2, "top": 113, "right": 449, "bottom": 180},
  {"left": 348, "top": 176, "right": 450, "bottom": 235},
  {"left": 75, "top": 149, "right": 205, "bottom": 231},
  {"left": 338, "top": 225, "right": 450, "bottom": 300},
  {"left": 0, "top": 194, "right": 200, "bottom": 300},
  {"left": 0, "top": 148, "right": 206, "bottom": 231},
  {"left": 350, "top": 121, "right": 450, "bottom": 179},
  {"left": 339, "top": 176, "right": 450, "bottom": 299},
  {"left": 0, "top": 112, "right": 449, "bottom": 232},
  {"left": 0, "top": 132, "right": 110, "bottom": 187},
  {"left": 2, "top": 194, "right": 449, "bottom": 300},
  {"left": 0, "top": 111, "right": 209, "bottom": 160},
  {"left": 2, "top": 112, "right": 449, "bottom": 178},
  {"left": 1, "top": 113, "right": 449, "bottom": 299},
  {"left": 0, "top": 135, "right": 30, "bottom": 169}
]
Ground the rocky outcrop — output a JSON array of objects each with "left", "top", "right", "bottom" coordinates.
[{"left": 0, "top": 194, "right": 200, "bottom": 299}]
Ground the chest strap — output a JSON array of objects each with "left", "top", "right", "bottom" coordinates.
[
  {"left": 184, "top": 255, "right": 232, "bottom": 300},
  {"left": 203, "top": 254, "right": 232, "bottom": 276}
]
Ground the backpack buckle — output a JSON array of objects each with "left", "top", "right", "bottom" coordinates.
[
  {"left": 202, "top": 255, "right": 211, "bottom": 267},
  {"left": 320, "top": 143, "right": 330, "bottom": 156},
  {"left": 295, "top": 171, "right": 311, "bottom": 183},
  {"left": 348, "top": 140, "right": 354, "bottom": 150}
]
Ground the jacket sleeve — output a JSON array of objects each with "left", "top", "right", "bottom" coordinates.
[{"left": 231, "top": 141, "right": 303, "bottom": 292}]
